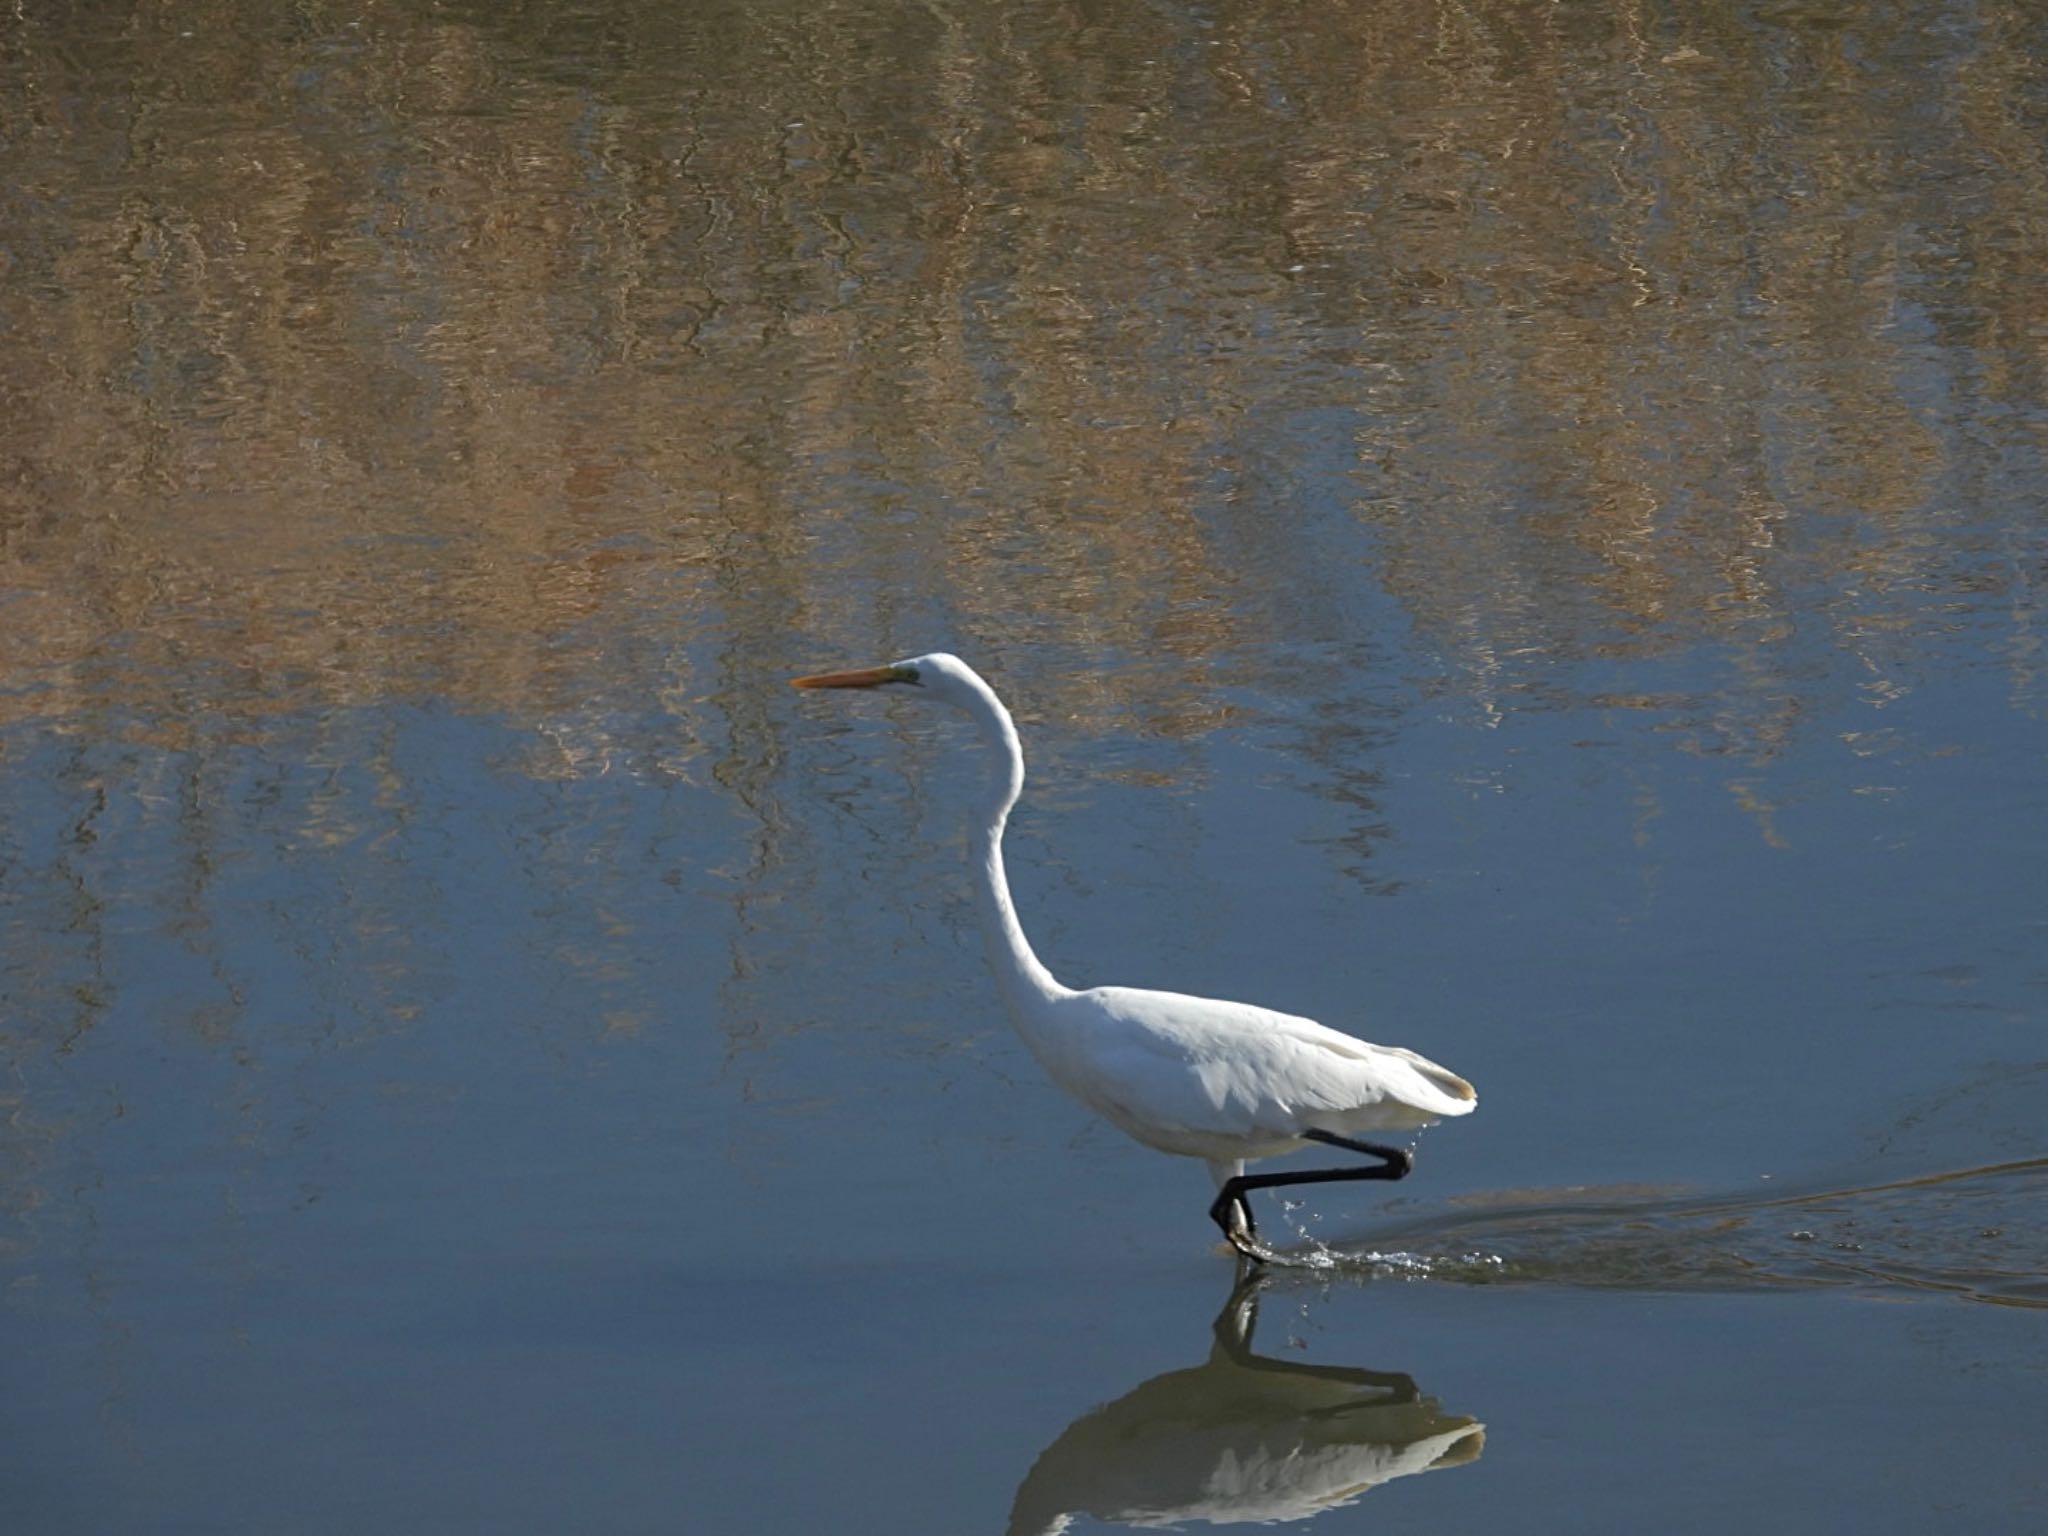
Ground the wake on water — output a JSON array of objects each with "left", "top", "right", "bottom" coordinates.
[{"left": 1247, "top": 1156, "right": 2048, "bottom": 1308}]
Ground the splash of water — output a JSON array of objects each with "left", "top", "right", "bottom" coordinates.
[{"left": 1262, "top": 1157, "right": 2048, "bottom": 1308}]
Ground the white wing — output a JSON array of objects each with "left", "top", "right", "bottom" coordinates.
[{"left": 1033, "top": 986, "right": 1475, "bottom": 1158}]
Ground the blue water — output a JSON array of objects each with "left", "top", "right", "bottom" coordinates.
[{"left": 3, "top": 0, "right": 2046, "bottom": 1530}]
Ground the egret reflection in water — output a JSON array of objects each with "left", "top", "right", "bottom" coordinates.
[{"left": 1005, "top": 1274, "right": 1482, "bottom": 1535}]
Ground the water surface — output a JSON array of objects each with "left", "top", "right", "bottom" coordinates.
[{"left": 2, "top": 1, "right": 2045, "bottom": 1531}]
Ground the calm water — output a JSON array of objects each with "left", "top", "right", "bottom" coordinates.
[{"left": 4, "top": 0, "right": 2046, "bottom": 1530}]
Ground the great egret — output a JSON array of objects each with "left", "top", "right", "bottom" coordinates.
[{"left": 791, "top": 653, "right": 1476, "bottom": 1260}]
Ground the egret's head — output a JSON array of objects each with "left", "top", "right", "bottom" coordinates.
[{"left": 791, "top": 652, "right": 982, "bottom": 704}]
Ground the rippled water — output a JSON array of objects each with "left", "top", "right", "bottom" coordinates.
[
  {"left": 1272, "top": 1156, "right": 2048, "bottom": 1307},
  {"left": 3, "top": 0, "right": 2046, "bottom": 1532}
]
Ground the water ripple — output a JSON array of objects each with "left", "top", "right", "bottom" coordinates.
[{"left": 1285, "top": 1158, "right": 2048, "bottom": 1308}]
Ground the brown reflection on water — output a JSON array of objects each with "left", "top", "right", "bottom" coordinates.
[
  {"left": 0, "top": 14, "right": 2042, "bottom": 1512},
  {"left": 2, "top": 0, "right": 2041, "bottom": 756}
]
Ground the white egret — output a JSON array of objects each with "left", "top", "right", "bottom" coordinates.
[{"left": 791, "top": 653, "right": 1476, "bottom": 1260}]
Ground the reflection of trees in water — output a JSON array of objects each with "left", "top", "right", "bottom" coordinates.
[
  {"left": 0, "top": 0, "right": 2037, "bottom": 1239},
  {"left": 1007, "top": 1270, "right": 1482, "bottom": 1533},
  {"left": 0, "top": 0, "right": 2038, "bottom": 752}
]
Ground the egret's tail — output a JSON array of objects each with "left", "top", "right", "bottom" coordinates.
[{"left": 1384, "top": 1046, "right": 1479, "bottom": 1117}]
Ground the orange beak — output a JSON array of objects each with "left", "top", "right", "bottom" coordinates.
[{"left": 790, "top": 665, "right": 916, "bottom": 689}]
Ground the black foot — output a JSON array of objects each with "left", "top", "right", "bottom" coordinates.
[
  {"left": 1207, "top": 1134, "right": 1414, "bottom": 1258},
  {"left": 1208, "top": 1187, "right": 1266, "bottom": 1263},
  {"left": 1224, "top": 1224, "right": 1272, "bottom": 1265}
]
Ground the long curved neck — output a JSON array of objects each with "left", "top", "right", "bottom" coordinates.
[{"left": 952, "top": 672, "right": 1068, "bottom": 1011}]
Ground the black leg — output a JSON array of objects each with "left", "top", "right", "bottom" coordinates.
[
  {"left": 1301, "top": 1127, "right": 1415, "bottom": 1171},
  {"left": 1207, "top": 1131, "right": 1413, "bottom": 1261},
  {"left": 1208, "top": 1184, "right": 1260, "bottom": 1254}
]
